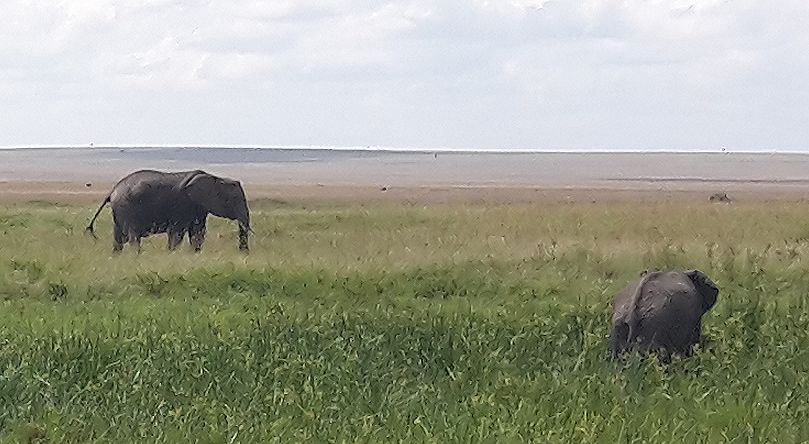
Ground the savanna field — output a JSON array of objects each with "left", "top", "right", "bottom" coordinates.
[{"left": 1, "top": 198, "right": 809, "bottom": 442}]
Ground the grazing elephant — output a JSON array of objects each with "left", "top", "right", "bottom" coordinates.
[
  {"left": 609, "top": 269, "right": 718, "bottom": 359},
  {"left": 85, "top": 170, "right": 250, "bottom": 253}
]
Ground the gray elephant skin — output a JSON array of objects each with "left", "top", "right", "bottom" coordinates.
[
  {"left": 609, "top": 269, "right": 718, "bottom": 358},
  {"left": 85, "top": 169, "right": 251, "bottom": 253}
]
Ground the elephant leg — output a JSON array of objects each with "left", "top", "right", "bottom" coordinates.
[
  {"left": 682, "top": 324, "right": 703, "bottom": 356},
  {"left": 238, "top": 226, "right": 249, "bottom": 252},
  {"left": 128, "top": 230, "right": 142, "bottom": 254},
  {"left": 608, "top": 323, "right": 629, "bottom": 359},
  {"left": 189, "top": 219, "right": 206, "bottom": 252},
  {"left": 113, "top": 222, "right": 125, "bottom": 253},
  {"left": 167, "top": 229, "right": 184, "bottom": 250}
]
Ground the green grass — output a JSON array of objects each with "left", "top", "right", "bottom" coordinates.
[{"left": 1, "top": 200, "right": 809, "bottom": 442}]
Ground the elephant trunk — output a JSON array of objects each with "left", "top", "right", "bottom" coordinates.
[{"left": 237, "top": 211, "right": 250, "bottom": 251}]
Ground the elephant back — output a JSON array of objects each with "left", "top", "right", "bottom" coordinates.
[{"left": 633, "top": 273, "right": 704, "bottom": 345}]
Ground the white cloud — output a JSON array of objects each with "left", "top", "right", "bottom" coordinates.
[{"left": 0, "top": 0, "right": 808, "bottom": 149}]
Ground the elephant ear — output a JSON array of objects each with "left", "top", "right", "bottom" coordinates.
[
  {"left": 181, "top": 172, "right": 221, "bottom": 212},
  {"left": 685, "top": 269, "right": 719, "bottom": 312}
]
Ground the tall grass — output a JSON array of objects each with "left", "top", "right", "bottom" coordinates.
[{"left": 1, "top": 201, "right": 808, "bottom": 442}]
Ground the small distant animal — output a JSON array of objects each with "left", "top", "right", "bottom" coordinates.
[
  {"left": 709, "top": 192, "right": 732, "bottom": 203},
  {"left": 85, "top": 170, "right": 251, "bottom": 253},
  {"left": 609, "top": 269, "right": 719, "bottom": 360}
]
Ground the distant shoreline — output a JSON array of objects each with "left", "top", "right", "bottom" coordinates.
[{"left": 3, "top": 148, "right": 809, "bottom": 202}]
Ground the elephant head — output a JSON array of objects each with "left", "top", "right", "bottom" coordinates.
[
  {"left": 685, "top": 269, "right": 718, "bottom": 313},
  {"left": 182, "top": 171, "right": 251, "bottom": 251}
]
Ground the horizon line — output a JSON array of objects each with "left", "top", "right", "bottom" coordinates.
[{"left": 0, "top": 144, "right": 800, "bottom": 154}]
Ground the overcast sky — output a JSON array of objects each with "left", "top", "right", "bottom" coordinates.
[{"left": 1, "top": 0, "right": 807, "bottom": 151}]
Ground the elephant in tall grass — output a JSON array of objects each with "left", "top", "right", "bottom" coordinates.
[
  {"left": 85, "top": 170, "right": 250, "bottom": 253},
  {"left": 609, "top": 269, "right": 719, "bottom": 359}
]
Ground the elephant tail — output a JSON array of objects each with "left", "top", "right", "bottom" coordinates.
[
  {"left": 626, "top": 271, "right": 659, "bottom": 345},
  {"left": 84, "top": 194, "right": 111, "bottom": 239}
]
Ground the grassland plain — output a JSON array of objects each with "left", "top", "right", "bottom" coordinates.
[{"left": 1, "top": 198, "right": 809, "bottom": 443}]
